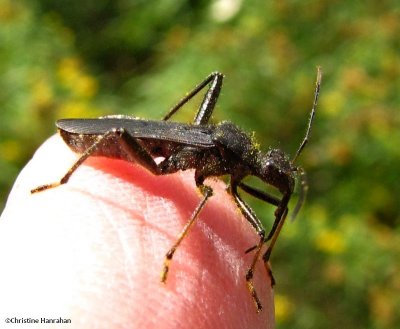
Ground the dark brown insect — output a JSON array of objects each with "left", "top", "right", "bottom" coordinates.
[{"left": 32, "top": 68, "right": 322, "bottom": 312}]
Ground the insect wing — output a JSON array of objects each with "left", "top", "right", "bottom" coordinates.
[{"left": 56, "top": 118, "right": 215, "bottom": 148}]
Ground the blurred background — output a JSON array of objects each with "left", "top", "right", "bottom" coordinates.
[{"left": 0, "top": 0, "right": 399, "bottom": 328}]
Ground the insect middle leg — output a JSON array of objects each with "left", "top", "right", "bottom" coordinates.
[
  {"left": 31, "top": 128, "right": 161, "bottom": 194},
  {"left": 160, "top": 183, "right": 213, "bottom": 283},
  {"left": 157, "top": 151, "right": 215, "bottom": 283}
]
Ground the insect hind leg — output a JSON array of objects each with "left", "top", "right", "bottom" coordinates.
[{"left": 163, "top": 72, "right": 224, "bottom": 125}]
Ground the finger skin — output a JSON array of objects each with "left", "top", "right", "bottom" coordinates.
[{"left": 0, "top": 135, "right": 274, "bottom": 329}]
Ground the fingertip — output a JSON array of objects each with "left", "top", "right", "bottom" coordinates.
[{"left": 1, "top": 134, "right": 275, "bottom": 329}]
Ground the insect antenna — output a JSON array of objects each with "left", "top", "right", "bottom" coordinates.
[
  {"left": 290, "top": 67, "right": 322, "bottom": 220},
  {"left": 290, "top": 167, "right": 308, "bottom": 221},
  {"left": 291, "top": 66, "right": 322, "bottom": 164}
]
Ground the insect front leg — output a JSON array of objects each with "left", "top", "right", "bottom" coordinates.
[
  {"left": 31, "top": 128, "right": 161, "bottom": 194},
  {"left": 262, "top": 194, "right": 291, "bottom": 264},
  {"left": 238, "top": 182, "right": 280, "bottom": 207},
  {"left": 238, "top": 183, "right": 291, "bottom": 251},
  {"left": 230, "top": 181, "right": 267, "bottom": 312},
  {"left": 244, "top": 193, "right": 289, "bottom": 289},
  {"left": 264, "top": 193, "right": 291, "bottom": 243},
  {"left": 160, "top": 171, "right": 213, "bottom": 283}
]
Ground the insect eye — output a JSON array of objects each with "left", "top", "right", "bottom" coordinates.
[{"left": 262, "top": 161, "right": 276, "bottom": 176}]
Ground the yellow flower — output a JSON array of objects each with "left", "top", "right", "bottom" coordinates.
[
  {"left": 74, "top": 75, "right": 98, "bottom": 98},
  {"left": 32, "top": 78, "right": 53, "bottom": 108},
  {"left": 314, "top": 229, "right": 346, "bottom": 254},
  {"left": 57, "top": 57, "right": 98, "bottom": 99},
  {"left": 275, "top": 294, "right": 294, "bottom": 323},
  {"left": 320, "top": 90, "right": 345, "bottom": 117},
  {"left": 0, "top": 140, "right": 21, "bottom": 162},
  {"left": 59, "top": 101, "right": 90, "bottom": 118}
]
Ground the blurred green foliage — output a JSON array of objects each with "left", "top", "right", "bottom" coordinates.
[{"left": 1, "top": 0, "right": 399, "bottom": 328}]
